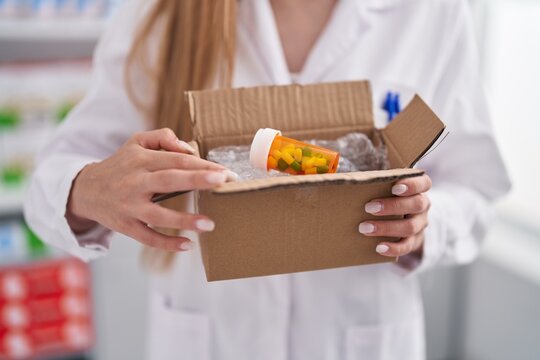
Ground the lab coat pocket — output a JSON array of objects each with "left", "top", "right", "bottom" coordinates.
[
  {"left": 147, "top": 294, "right": 211, "bottom": 360},
  {"left": 345, "top": 325, "right": 390, "bottom": 360}
]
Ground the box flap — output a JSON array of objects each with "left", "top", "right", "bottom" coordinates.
[
  {"left": 187, "top": 81, "right": 374, "bottom": 155},
  {"left": 212, "top": 168, "right": 424, "bottom": 194},
  {"left": 381, "top": 95, "right": 446, "bottom": 168}
]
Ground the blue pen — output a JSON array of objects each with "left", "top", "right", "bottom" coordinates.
[
  {"left": 383, "top": 92, "right": 393, "bottom": 120},
  {"left": 383, "top": 91, "right": 401, "bottom": 122},
  {"left": 393, "top": 93, "right": 401, "bottom": 114}
]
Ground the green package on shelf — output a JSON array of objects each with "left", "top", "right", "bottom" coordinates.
[
  {"left": 23, "top": 223, "right": 48, "bottom": 257},
  {"left": 1, "top": 164, "right": 26, "bottom": 186},
  {"left": 0, "top": 107, "right": 21, "bottom": 129},
  {"left": 56, "top": 102, "right": 76, "bottom": 123}
]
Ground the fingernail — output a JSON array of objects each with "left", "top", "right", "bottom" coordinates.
[
  {"left": 179, "top": 241, "right": 195, "bottom": 251},
  {"left": 365, "top": 201, "right": 383, "bottom": 214},
  {"left": 359, "top": 222, "right": 375, "bottom": 234},
  {"left": 206, "top": 172, "right": 227, "bottom": 184},
  {"left": 177, "top": 140, "right": 196, "bottom": 154},
  {"left": 222, "top": 169, "right": 239, "bottom": 182},
  {"left": 196, "top": 219, "right": 215, "bottom": 232},
  {"left": 392, "top": 184, "right": 408, "bottom": 195},
  {"left": 376, "top": 244, "right": 390, "bottom": 254}
]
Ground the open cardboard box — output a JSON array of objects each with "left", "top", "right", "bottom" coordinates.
[{"left": 181, "top": 80, "right": 445, "bottom": 281}]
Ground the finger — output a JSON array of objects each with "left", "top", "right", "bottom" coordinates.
[
  {"left": 143, "top": 169, "right": 229, "bottom": 193},
  {"left": 143, "top": 151, "right": 225, "bottom": 172},
  {"left": 391, "top": 174, "right": 432, "bottom": 197},
  {"left": 137, "top": 205, "right": 215, "bottom": 232},
  {"left": 365, "top": 193, "right": 430, "bottom": 216},
  {"left": 132, "top": 128, "right": 195, "bottom": 154},
  {"left": 122, "top": 220, "right": 194, "bottom": 252},
  {"left": 358, "top": 213, "right": 428, "bottom": 238},
  {"left": 375, "top": 234, "right": 422, "bottom": 257}
]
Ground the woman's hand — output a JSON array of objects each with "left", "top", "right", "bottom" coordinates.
[
  {"left": 66, "top": 128, "right": 232, "bottom": 252},
  {"left": 358, "top": 174, "right": 432, "bottom": 258}
]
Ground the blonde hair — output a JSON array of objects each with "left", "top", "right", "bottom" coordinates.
[{"left": 126, "top": 0, "right": 237, "bottom": 271}]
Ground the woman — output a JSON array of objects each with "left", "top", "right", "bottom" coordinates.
[{"left": 24, "top": 0, "right": 510, "bottom": 359}]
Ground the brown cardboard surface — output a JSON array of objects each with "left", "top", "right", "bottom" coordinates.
[
  {"left": 199, "top": 168, "right": 424, "bottom": 281},
  {"left": 381, "top": 95, "right": 446, "bottom": 168},
  {"left": 187, "top": 81, "right": 374, "bottom": 155},
  {"left": 181, "top": 80, "right": 445, "bottom": 281}
]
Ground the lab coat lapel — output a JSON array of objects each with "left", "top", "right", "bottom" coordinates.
[
  {"left": 238, "top": 0, "right": 291, "bottom": 84},
  {"left": 298, "top": 0, "right": 370, "bottom": 82},
  {"left": 238, "top": 0, "right": 405, "bottom": 84}
]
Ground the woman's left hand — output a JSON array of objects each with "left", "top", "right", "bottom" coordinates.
[{"left": 358, "top": 174, "right": 432, "bottom": 257}]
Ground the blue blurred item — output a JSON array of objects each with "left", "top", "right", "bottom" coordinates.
[{"left": 383, "top": 91, "right": 401, "bottom": 122}]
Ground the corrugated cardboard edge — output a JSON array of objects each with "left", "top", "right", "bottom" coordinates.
[
  {"left": 381, "top": 95, "right": 446, "bottom": 168},
  {"left": 211, "top": 168, "right": 424, "bottom": 194}
]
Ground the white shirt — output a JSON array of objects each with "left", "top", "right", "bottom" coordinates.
[{"left": 24, "top": 0, "right": 511, "bottom": 359}]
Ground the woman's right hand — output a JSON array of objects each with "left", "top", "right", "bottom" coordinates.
[{"left": 66, "top": 128, "right": 232, "bottom": 252}]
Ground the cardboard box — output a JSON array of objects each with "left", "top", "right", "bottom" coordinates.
[{"left": 185, "top": 80, "right": 445, "bottom": 281}]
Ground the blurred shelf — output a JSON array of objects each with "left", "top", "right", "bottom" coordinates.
[
  {"left": 0, "top": 19, "right": 106, "bottom": 42},
  {"left": 0, "top": 184, "right": 24, "bottom": 217}
]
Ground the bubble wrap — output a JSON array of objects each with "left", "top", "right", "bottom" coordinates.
[
  {"left": 207, "top": 146, "right": 282, "bottom": 180},
  {"left": 206, "top": 132, "right": 389, "bottom": 180}
]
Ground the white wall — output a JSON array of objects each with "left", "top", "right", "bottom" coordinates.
[
  {"left": 461, "top": 222, "right": 540, "bottom": 360},
  {"left": 483, "top": 0, "right": 540, "bottom": 225}
]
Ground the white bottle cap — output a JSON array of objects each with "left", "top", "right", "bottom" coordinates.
[{"left": 249, "top": 128, "right": 281, "bottom": 170}]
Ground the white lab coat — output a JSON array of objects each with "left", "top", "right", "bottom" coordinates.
[{"left": 24, "top": 0, "right": 511, "bottom": 359}]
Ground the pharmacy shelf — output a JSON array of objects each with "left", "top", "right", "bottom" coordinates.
[
  {"left": 0, "top": 19, "right": 106, "bottom": 42},
  {"left": 0, "top": 185, "right": 24, "bottom": 217}
]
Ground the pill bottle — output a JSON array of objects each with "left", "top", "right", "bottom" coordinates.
[{"left": 249, "top": 128, "right": 339, "bottom": 175}]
